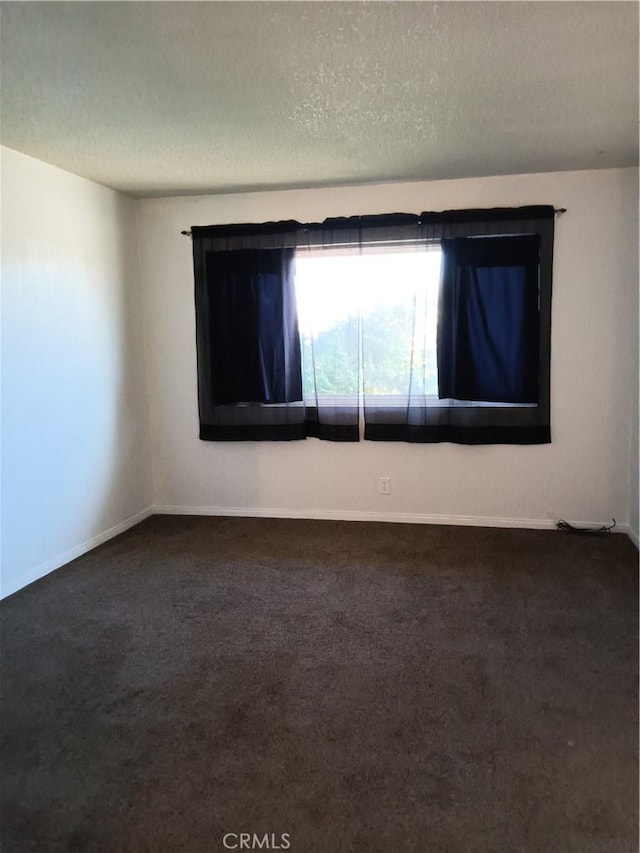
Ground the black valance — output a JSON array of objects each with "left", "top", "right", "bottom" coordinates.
[
  {"left": 190, "top": 206, "right": 555, "bottom": 248},
  {"left": 418, "top": 206, "right": 554, "bottom": 224}
]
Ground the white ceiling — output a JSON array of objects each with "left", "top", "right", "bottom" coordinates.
[{"left": 1, "top": 1, "right": 637, "bottom": 198}]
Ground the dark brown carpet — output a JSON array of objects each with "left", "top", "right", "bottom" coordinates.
[{"left": 1, "top": 516, "right": 638, "bottom": 853}]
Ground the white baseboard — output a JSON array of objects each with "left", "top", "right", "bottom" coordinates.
[
  {"left": 4, "top": 505, "right": 632, "bottom": 599},
  {"left": 627, "top": 527, "right": 639, "bottom": 549},
  {"left": 154, "top": 504, "right": 631, "bottom": 537},
  {"left": 0, "top": 506, "right": 154, "bottom": 600},
  {"left": 155, "top": 504, "right": 553, "bottom": 528}
]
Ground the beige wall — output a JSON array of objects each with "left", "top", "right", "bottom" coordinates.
[
  {"left": 137, "top": 167, "right": 638, "bottom": 534},
  {"left": 2, "top": 157, "right": 636, "bottom": 600},
  {"left": 1, "top": 147, "right": 153, "bottom": 596},
  {"left": 629, "top": 182, "right": 639, "bottom": 544}
]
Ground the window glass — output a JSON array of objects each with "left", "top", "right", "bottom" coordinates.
[{"left": 294, "top": 247, "right": 442, "bottom": 403}]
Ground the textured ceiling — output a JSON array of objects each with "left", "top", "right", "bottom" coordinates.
[{"left": 1, "top": 1, "right": 637, "bottom": 198}]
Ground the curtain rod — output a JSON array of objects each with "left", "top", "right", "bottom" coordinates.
[{"left": 180, "top": 208, "right": 567, "bottom": 237}]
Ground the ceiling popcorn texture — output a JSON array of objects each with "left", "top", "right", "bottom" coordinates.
[{"left": 1, "top": 1, "right": 637, "bottom": 198}]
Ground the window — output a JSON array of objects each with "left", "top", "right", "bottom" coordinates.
[
  {"left": 295, "top": 246, "right": 442, "bottom": 409},
  {"left": 191, "top": 206, "right": 554, "bottom": 444}
]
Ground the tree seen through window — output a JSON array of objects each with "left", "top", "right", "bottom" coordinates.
[{"left": 294, "top": 249, "right": 442, "bottom": 402}]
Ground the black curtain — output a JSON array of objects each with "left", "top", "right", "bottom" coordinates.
[
  {"left": 437, "top": 235, "right": 541, "bottom": 404},
  {"left": 194, "top": 239, "right": 306, "bottom": 440},
  {"left": 192, "top": 215, "right": 425, "bottom": 442},
  {"left": 363, "top": 206, "right": 554, "bottom": 444},
  {"left": 206, "top": 249, "right": 301, "bottom": 405}
]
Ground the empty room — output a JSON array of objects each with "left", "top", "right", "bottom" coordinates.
[{"left": 1, "top": 2, "right": 638, "bottom": 851}]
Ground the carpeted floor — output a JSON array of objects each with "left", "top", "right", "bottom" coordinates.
[{"left": 1, "top": 516, "right": 638, "bottom": 853}]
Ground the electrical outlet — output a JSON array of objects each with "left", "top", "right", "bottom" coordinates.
[{"left": 379, "top": 476, "right": 391, "bottom": 495}]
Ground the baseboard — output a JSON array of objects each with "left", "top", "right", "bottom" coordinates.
[
  {"left": 154, "top": 504, "right": 630, "bottom": 535},
  {"left": 0, "top": 506, "right": 154, "bottom": 600},
  {"left": 5, "top": 505, "right": 631, "bottom": 599}
]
